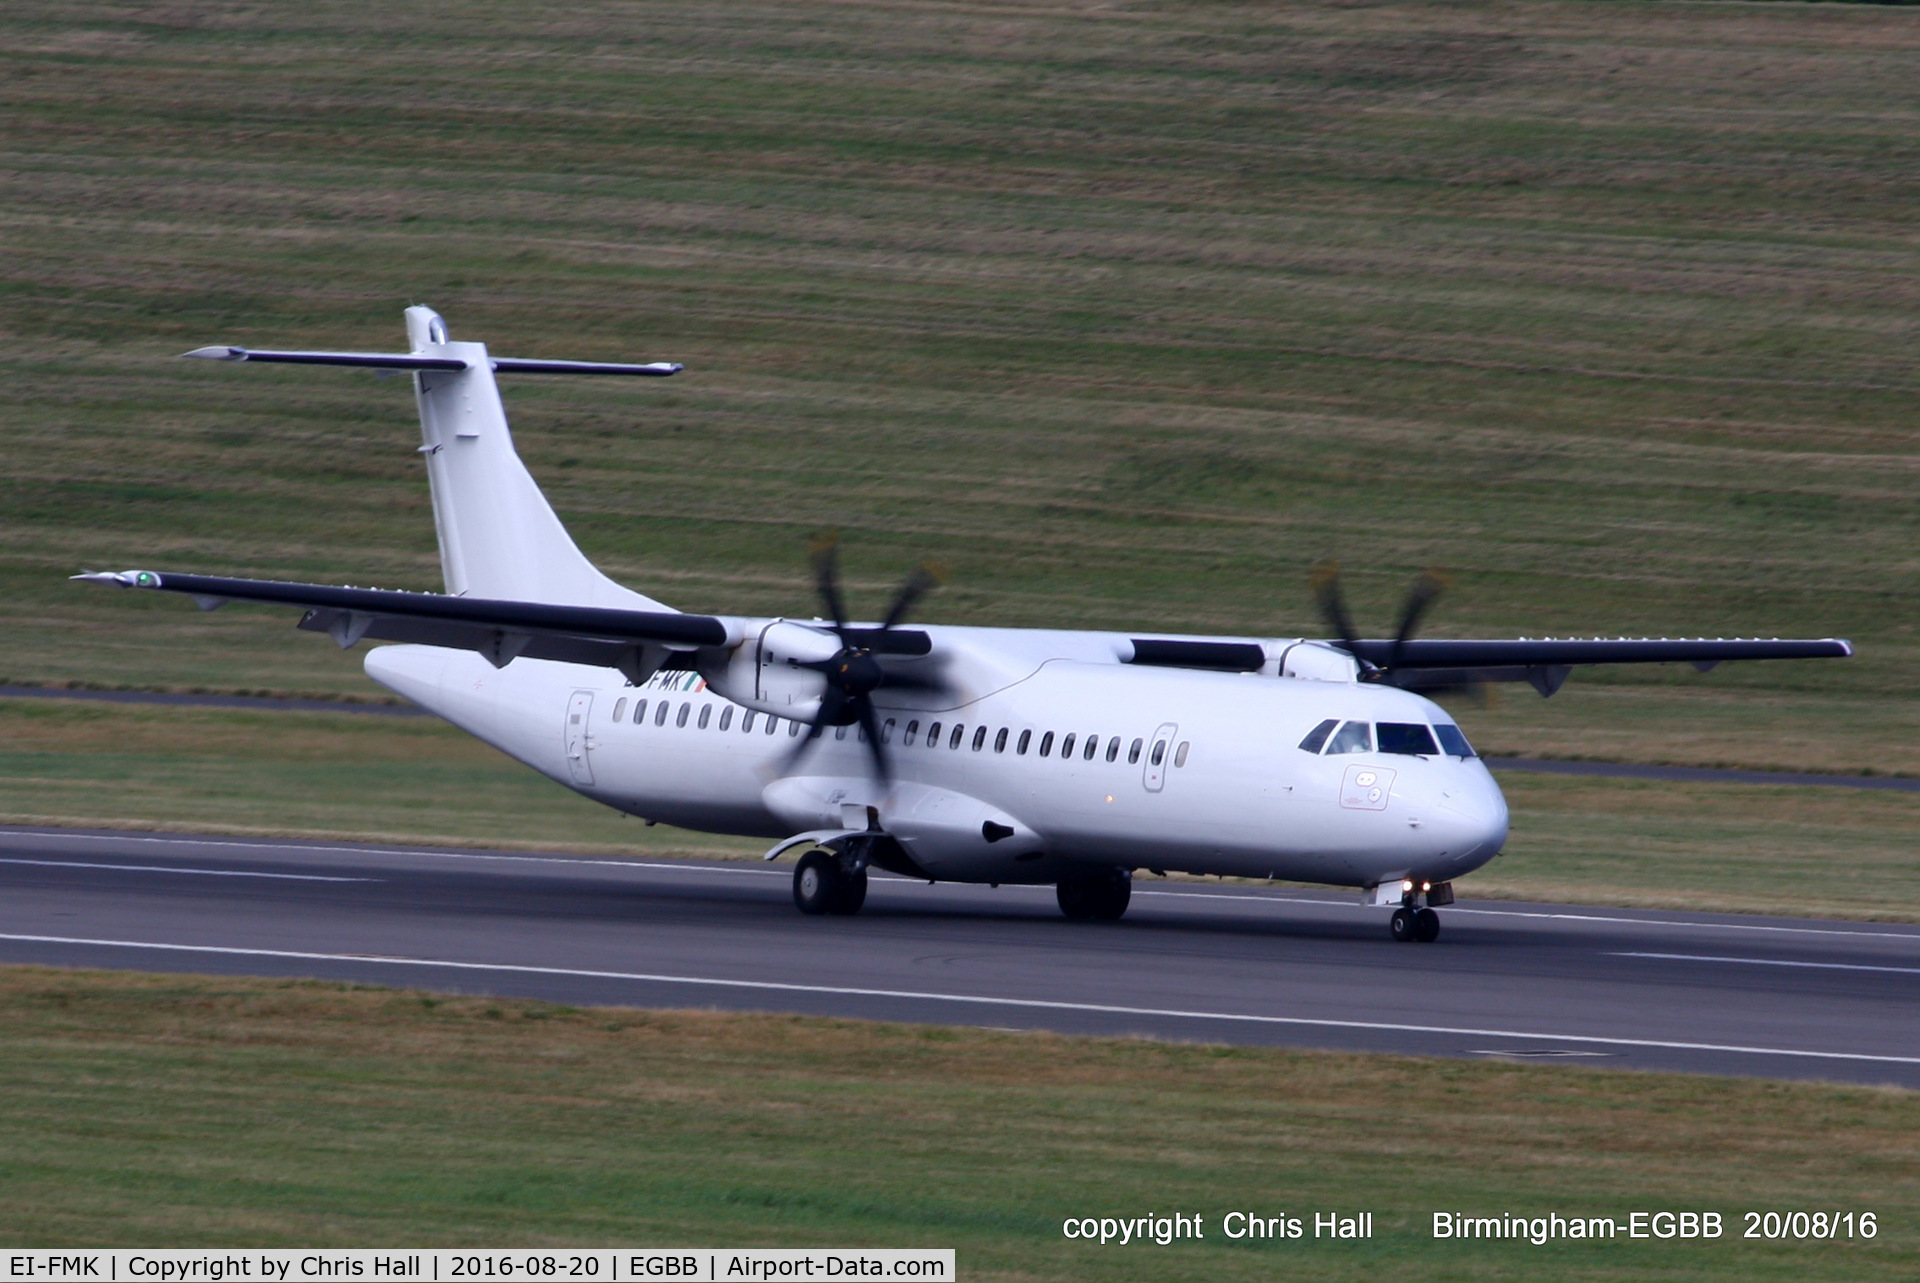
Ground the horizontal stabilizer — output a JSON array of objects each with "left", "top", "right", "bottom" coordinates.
[
  {"left": 184, "top": 347, "right": 681, "bottom": 376},
  {"left": 490, "top": 357, "right": 683, "bottom": 377},
  {"left": 184, "top": 347, "right": 467, "bottom": 370}
]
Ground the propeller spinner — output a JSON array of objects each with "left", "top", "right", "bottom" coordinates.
[{"left": 779, "top": 536, "right": 946, "bottom": 782}]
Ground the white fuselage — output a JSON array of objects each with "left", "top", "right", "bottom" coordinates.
[{"left": 366, "top": 622, "right": 1509, "bottom": 893}]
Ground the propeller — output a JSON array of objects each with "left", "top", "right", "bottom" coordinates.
[
  {"left": 1312, "top": 561, "right": 1457, "bottom": 689},
  {"left": 778, "top": 535, "right": 947, "bottom": 783}
]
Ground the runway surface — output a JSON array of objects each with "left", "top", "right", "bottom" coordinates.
[{"left": 0, "top": 826, "right": 1914, "bottom": 1087}]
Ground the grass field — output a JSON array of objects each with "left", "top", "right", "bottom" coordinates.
[
  {"left": 0, "top": 968, "right": 1913, "bottom": 1278},
  {"left": 2, "top": 0, "right": 1916, "bottom": 772}
]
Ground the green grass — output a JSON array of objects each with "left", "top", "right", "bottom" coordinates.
[
  {"left": 0, "top": 968, "right": 1913, "bottom": 1278},
  {"left": 0, "top": 0, "right": 1915, "bottom": 781}
]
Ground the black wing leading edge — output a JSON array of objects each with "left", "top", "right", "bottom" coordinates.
[{"left": 73, "top": 570, "right": 735, "bottom": 680}]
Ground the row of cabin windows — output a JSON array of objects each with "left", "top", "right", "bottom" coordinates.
[
  {"left": 1296, "top": 717, "right": 1476, "bottom": 759},
  {"left": 878, "top": 719, "right": 1188, "bottom": 768},
  {"left": 605, "top": 697, "right": 1192, "bottom": 767},
  {"left": 609, "top": 696, "right": 803, "bottom": 737}
]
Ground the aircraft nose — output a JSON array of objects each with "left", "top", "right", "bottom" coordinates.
[{"left": 1434, "top": 766, "right": 1509, "bottom": 862}]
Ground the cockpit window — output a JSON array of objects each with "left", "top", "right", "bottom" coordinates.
[
  {"left": 1298, "top": 718, "right": 1338, "bottom": 754},
  {"left": 1377, "top": 722, "right": 1440, "bottom": 756},
  {"left": 1434, "top": 723, "right": 1477, "bottom": 758},
  {"left": 1324, "top": 720, "right": 1373, "bottom": 754}
]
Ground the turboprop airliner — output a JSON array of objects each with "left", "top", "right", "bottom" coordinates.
[{"left": 77, "top": 307, "right": 1852, "bottom": 942}]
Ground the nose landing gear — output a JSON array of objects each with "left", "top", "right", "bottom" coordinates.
[
  {"left": 793, "top": 848, "right": 868, "bottom": 915},
  {"left": 1389, "top": 906, "right": 1440, "bottom": 943}
]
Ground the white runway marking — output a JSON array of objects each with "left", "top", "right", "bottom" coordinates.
[
  {"left": 1, "top": 931, "right": 1915, "bottom": 1068},
  {"left": 1614, "top": 952, "right": 1920, "bottom": 976},
  {"left": 0, "top": 858, "right": 375, "bottom": 883}
]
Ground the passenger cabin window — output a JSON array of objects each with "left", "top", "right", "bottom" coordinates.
[
  {"left": 633, "top": 699, "right": 648, "bottom": 725},
  {"left": 994, "top": 728, "right": 1008, "bottom": 753},
  {"left": 927, "top": 722, "right": 943, "bottom": 749},
  {"left": 1083, "top": 734, "right": 1098, "bottom": 761},
  {"left": 742, "top": 711, "right": 756, "bottom": 733},
  {"left": 972, "top": 726, "right": 987, "bottom": 751},
  {"left": 765, "top": 716, "right": 779, "bottom": 735},
  {"left": 1060, "top": 733, "right": 1076, "bottom": 759},
  {"left": 1324, "top": 720, "right": 1372, "bottom": 754},
  {"left": 1298, "top": 718, "right": 1338, "bottom": 754},
  {"left": 1174, "top": 741, "right": 1190, "bottom": 767},
  {"left": 1105, "top": 736, "right": 1120, "bottom": 763},
  {"left": 612, "top": 698, "right": 628, "bottom": 723},
  {"left": 697, "top": 705, "right": 712, "bottom": 730},
  {"left": 1377, "top": 722, "right": 1440, "bottom": 757},
  {"left": 676, "top": 703, "right": 691, "bottom": 728},
  {"left": 1435, "top": 723, "right": 1477, "bottom": 759},
  {"left": 1128, "top": 738, "right": 1143, "bottom": 764},
  {"left": 949, "top": 724, "right": 964, "bottom": 750},
  {"left": 719, "top": 707, "right": 733, "bottom": 731},
  {"left": 834, "top": 724, "right": 849, "bottom": 741},
  {"left": 882, "top": 718, "right": 896, "bottom": 744},
  {"left": 1149, "top": 740, "right": 1166, "bottom": 766},
  {"left": 905, "top": 720, "right": 920, "bottom": 746},
  {"left": 789, "top": 719, "right": 803, "bottom": 737},
  {"left": 1017, "top": 730, "right": 1032, "bottom": 755},
  {"left": 1039, "top": 732, "right": 1054, "bottom": 757},
  {"left": 654, "top": 701, "right": 669, "bottom": 727}
]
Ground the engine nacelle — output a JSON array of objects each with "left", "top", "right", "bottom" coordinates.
[
  {"left": 1277, "top": 640, "right": 1359, "bottom": 683},
  {"left": 699, "top": 619, "right": 841, "bottom": 723}
]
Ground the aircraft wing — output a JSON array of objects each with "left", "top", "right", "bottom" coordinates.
[
  {"left": 73, "top": 569, "right": 735, "bottom": 675},
  {"left": 1349, "top": 636, "right": 1853, "bottom": 696}
]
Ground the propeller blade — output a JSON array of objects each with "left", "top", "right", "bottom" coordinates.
[
  {"left": 777, "top": 685, "right": 847, "bottom": 776},
  {"left": 856, "top": 699, "right": 891, "bottom": 784},
  {"left": 1385, "top": 569, "right": 1448, "bottom": 673},
  {"left": 880, "top": 562, "right": 943, "bottom": 633},
  {"left": 1311, "top": 560, "right": 1363, "bottom": 657},
  {"left": 810, "top": 532, "right": 849, "bottom": 636}
]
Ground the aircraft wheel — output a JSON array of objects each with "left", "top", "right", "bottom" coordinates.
[
  {"left": 829, "top": 867, "right": 868, "bottom": 916},
  {"left": 1057, "top": 868, "right": 1131, "bottom": 921},
  {"left": 1089, "top": 869, "right": 1131, "bottom": 921},
  {"left": 793, "top": 850, "right": 844, "bottom": 915},
  {"left": 1415, "top": 907, "right": 1441, "bottom": 943},
  {"left": 1056, "top": 877, "right": 1093, "bottom": 920},
  {"left": 1389, "top": 907, "right": 1417, "bottom": 943}
]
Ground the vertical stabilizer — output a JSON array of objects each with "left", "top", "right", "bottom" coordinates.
[{"left": 404, "top": 307, "right": 671, "bottom": 610}]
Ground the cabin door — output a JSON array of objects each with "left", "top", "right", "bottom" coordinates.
[{"left": 564, "top": 690, "right": 597, "bottom": 786}]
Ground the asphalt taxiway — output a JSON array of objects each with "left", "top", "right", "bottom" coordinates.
[{"left": 0, "top": 825, "right": 1913, "bottom": 1087}]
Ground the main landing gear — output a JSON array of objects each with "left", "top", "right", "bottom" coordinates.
[
  {"left": 1390, "top": 906, "right": 1441, "bottom": 944},
  {"left": 793, "top": 848, "right": 868, "bottom": 916},
  {"left": 1056, "top": 867, "right": 1132, "bottom": 921}
]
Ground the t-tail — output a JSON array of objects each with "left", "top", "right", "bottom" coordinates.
[{"left": 186, "top": 306, "right": 680, "bottom": 610}]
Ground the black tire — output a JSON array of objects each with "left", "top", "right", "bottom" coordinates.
[
  {"left": 1056, "top": 877, "right": 1094, "bottom": 920},
  {"left": 830, "top": 867, "right": 868, "bottom": 916},
  {"left": 1415, "top": 907, "right": 1440, "bottom": 943},
  {"left": 1057, "top": 868, "right": 1131, "bottom": 921},
  {"left": 794, "top": 850, "right": 842, "bottom": 915},
  {"left": 1389, "top": 907, "right": 1416, "bottom": 943},
  {"left": 1090, "top": 870, "right": 1131, "bottom": 921}
]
